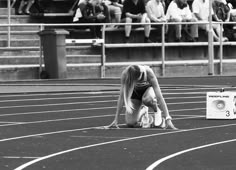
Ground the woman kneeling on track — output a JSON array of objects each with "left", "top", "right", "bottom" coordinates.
[{"left": 106, "top": 65, "right": 177, "bottom": 129}]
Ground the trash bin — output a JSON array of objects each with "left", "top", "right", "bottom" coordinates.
[{"left": 38, "top": 29, "right": 69, "bottom": 79}]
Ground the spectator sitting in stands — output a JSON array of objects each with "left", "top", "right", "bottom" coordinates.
[
  {"left": 213, "top": 0, "right": 230, "bottom": 22},
  {"left": 166, "top": 0, "right": 199, "bottom": 42},
  {"left": 80, "top": 0, "right": 109, "bottom": 39},
  {"left": 17, "top": 0, "right": 35, "bottom": 15},
  {"left": 103, "top": 0, "right": 123, "bottom": 27},
  {"left": 192, "top": 0, "right": 228, "bottom": 42},
  {"left": 229, "top": 3, "right": 236, "bottom": 20},
  {"left": 212, "top": 0, "right": 234, "bottom": 40},
  {"left": 146, "top": 0, "right": 166, "bottom": 23},
  {"left": 146, "top": 0, "right": 166, "bottom": 42},
  {"left": 73, "top": 0, "right": 89, "bottom": 23},
  {"left": 121, "top": 0, "right": 152, "bottom": 43}
]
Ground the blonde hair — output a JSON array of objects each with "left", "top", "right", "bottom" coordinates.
[{"left": 121, "top": 65, "right": 142, "bottom": 113}]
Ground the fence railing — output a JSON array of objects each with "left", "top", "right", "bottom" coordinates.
[{"left": 1, "top": 21, "right": 236, "bottom": 77}]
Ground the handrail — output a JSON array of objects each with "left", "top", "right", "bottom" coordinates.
[{"left": 1, "top": 21, "right": 236, "bottom": 77}]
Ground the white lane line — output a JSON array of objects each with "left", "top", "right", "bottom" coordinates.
[
  {"left": 14, "top": 123, "right": 236, "bottom": 170},
  {"left": 0, "top": 95, "right": 119, "bottom": 103},
  {"left": 162, "top": 87, "right": 235, "bottom": 92},
  {"left": 0, "top": 91, "right": 120, "bottom": 98},
  {"left": 0, "top": 127, "right": 98, "bottom": 142},
  {"left": 166, "top": 96, "right": 205, "bottom": 99},
  {"left": 164, "top": 92, "right": 206, "bottom": 95},
  {"left": 0, "top": 99, "right": 205, "bottom": 110},
  {"left": 0, "top": 114, "right": 113, "bottom": 127},
  {"left": 3, "top": 156, "right": 40, "bottom": 159},
  {"left": 0, "top": 106, "right": 116, "bottom": 117},
  {"left": 0, "top": 103, "right": 205, "bottom": 117},
  {"left": 0, "top": 114, "right": 203, "bottom": 142},
  {"left": 70, "top": 135, "right": 127, "bottom": 139},
  {"left": 168, "top": 101, "right": 205, "bottom": 105},
  {"left": 0, "top": 95, "right": 204, "bottom": 104},
  {"left": 0, "top": 100, "right": 118, "bottom": 109},
  {"left": 0, "top": 107, "right": 205, "bottom": 127},
  {"left": 146, "top": 139, "right": 236, "bottom": 170},
  {"left": 174, "top": 116, "right": 204, "bottom": 120},
  {"left": 0, "top": 121, "right": 25, "bottom": 124},
  {"left": 0, "top": 85, "right": 226, "bottom": 98},
  {"left": 161, "top": 84, "right": 227, "bottom": 88},
  {"left": 0, "top": 98, "right": 205, "bottom": 119}
]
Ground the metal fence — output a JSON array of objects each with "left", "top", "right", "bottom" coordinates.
[{"left": 1, "top": 21, "right": 236, "bottom": 77}]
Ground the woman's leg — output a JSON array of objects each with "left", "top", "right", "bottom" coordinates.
[
  {"left": 142, "top": 87, "right": 177, "bottom": 129},
  {"left": 142, "top": 87, "right": 163, "bottom": 126},
  {"left": 25, "top": 0, "right": 35, "bottom": 14},
  {"left": 125, "top": 17, "right": 132, "bottom": 37},
  {"left": 125, "top": 99, "right": 142, "bottom": 126},
  {"left": 18, "top": 0, "right": 26, "bottom": 14},
  {"left": 141, "top": 14, "right": 151, "bottom": 39}
]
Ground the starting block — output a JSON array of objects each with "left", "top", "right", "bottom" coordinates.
[{"left": 206, "top": 91, "right": 236, "bottom": 119}]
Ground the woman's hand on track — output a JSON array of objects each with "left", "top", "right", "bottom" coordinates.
[
  {"left": 166, "top": 119, "right": 178, "bottom": 130},
  {"left": 104, "top": 120, "right": 120, "bottom": 129}
]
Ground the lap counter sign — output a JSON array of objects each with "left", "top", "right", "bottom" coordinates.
[{"left": 206, "top": 89, "right": 236, "bottom": 119}]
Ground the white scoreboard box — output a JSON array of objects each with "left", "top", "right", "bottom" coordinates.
[{"left": 206, "top": 91, "right": 236, "bottom": 119}]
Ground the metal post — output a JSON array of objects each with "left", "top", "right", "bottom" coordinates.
[
  {"left": 219, "top": 23, "right": 223, "bottom": 75},
  {"left": 7, "top": 0, "right": 11, "bottom": 47},
  {"left": 39, "top": 25, "right": 44, "bottom": 78},
  {"left": 208, "top": 0, "right": 214, "bottom": 75},
  {"left": 101, "top": 24, "right": 106, "bottom": 78},
  {"left": 161, "top": 23, "right": 165, "bottom": 76}
]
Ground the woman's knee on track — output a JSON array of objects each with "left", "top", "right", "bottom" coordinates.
[{"left": 142, "top": 95, "right": 157, "bottom": 108}]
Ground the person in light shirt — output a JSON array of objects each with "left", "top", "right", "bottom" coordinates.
[
  {"left": 192, "top": 0, "right": 228, "bottom": 41},
  {"left": 166, "top": 0, "right": 199, "bottom": 42},
  {"left": 146, "top": 0, "right": 166, "bottom": 41},
  {"left": 146, "top": 0, "right": 166, "bottom": 23}
]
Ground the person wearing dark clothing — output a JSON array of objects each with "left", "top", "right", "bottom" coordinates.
[
  {"left": 121, "top": 0, "right": 152, "bottom": 43},
  {"left": 81, "top": 0, "right": 109, "bottom": 38}
]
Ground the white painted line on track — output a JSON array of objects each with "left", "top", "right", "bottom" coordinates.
[
  {"left": 0, "top": 121, "right": 25, "bottom": 124},
  {"left": 14, "top": 123, "right": 236, "bottom": 170},
  {"left": 0, "top": 127, "right": 98, "bottom": 142},
  {"left": 146, "top": 138, "right": 236, "bottom": 170},
  {"left": 170, "top": 107, "right": 205, "bottom": 113},
  {"left": 161, "top": 84, "right": 231, "bottom": 88},
  {"left": 174, "top": 116, "right": 205, "bottom": 120},
  {"left": 0, "top": 114, "right": 113, "bottom": 127},
  {"left": 0, "top": 83, "right": 120, "bottom": 86},
  {"left": 0, "top": 91, "right": 120, "bottom": 98},
  {"left": 0, "top": 107, "right": 205, "bottom": 127},
  {"left": 162, "top": 87, "right": 236, "bottom": 92},
  {"left": 168, "top": 101, "right": 205, "bottom": 105},
  {"left": 70, "top": 135, "right": 127, "bottom": 139},
  {"left": 0, "top": 106, "right": 116, "bottom": 117},
  {"left": 174, "top": 114, "right": 204, "bottom": 117},
  {"left": 0, "top": 95, "right": 119, "bottom": 103},
  {"left": 0, "top": 100, "right": 118, "bottom": 109},
  {"left": 0, "top": 95, "right": 204, "bottom": 104},
  {"left": 3, "top": 156, "right": 40, "bottom": 159},
  {"left": 166, "top": 96, "right": 205, "bottom": 100},
  {"left": 0, "top": 99, "right": 205, "bottom": 110},
  {"left": 164, "top": 92, "right": 206, "bottom": 95},
  {"left": 0, "top": 114, "right": 202, "bottom": 142}
]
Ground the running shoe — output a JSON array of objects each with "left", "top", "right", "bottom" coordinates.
[{"left": 154, "top": 109, "right": 162, "bottom": 126}]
